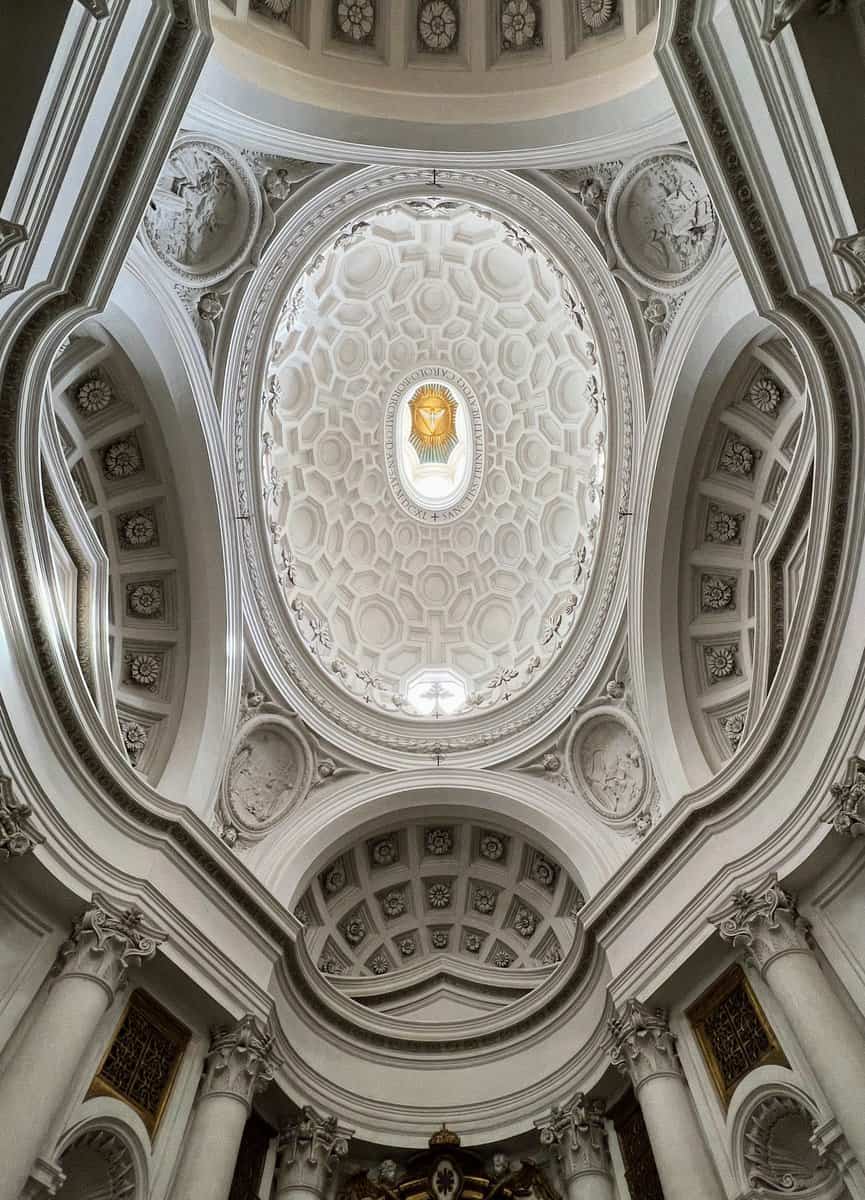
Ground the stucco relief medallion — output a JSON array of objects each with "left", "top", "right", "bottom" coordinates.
[
  {"left": 606, "top": 148, "right": 720, "bottom": 294},
  {"left": 223, "top": 718, "right": 313, "bottom": 837},
  {"left": 142, "top": 135, "right": 262, "bottom": 287},
  {"left": 568, "top": 712, "right": 647, "bottom": 820}
]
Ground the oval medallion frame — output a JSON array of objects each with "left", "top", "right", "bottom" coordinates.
[
  {"left": 567, "top": 707, "right": 649, "bottom": 823},
  {"left": 606, "top": 147, "right": 721, "bottom": 295},
  {"left": 384, "top": 365, "right": 485, "bottom": 525},
  {"left": 222, "top": 716, "right": 314, "bottom": 838},
  {"left": 142, "top": 134, "right": 262, "bottom": 288}
]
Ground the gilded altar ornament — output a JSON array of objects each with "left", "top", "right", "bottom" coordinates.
[{"left": 409, "top": 384, "right": 459, "bottom": 464}]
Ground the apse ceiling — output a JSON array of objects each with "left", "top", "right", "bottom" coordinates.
[
  {"left": 261, "top": 205, "right": 605, "bottom": 719},
  {"left": 296, "top": 816, "right": 585, "bottom": 986}
]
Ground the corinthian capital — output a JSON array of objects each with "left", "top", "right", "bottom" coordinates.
[
  {"left": 608, "top": 999, "right": 681, "bottom": 1091},
  {"left": 201, "top": 1015, "right": 280, "bottom": 1110},
  {"left": 0, "top": 773, "right": 45, "bottom": 860},
  {"left": 710, "top": 873, "right": 810, "bottom": 974},
  {"left": 821, "top": 757, "right": 865, "bottom": 838},
  {"left": 53, "top": 892, "right": 165, "bottom": 1001},
  {"left": 536, "top": 1093, "right": 610, "bottom": 1180},
  {"left": 280, "top": 1106, "right": 351, "bottom": 1171}
]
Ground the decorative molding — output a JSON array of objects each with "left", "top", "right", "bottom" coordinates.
[
  {"left": 0, "top": 219, "right": 28, "bottom": 295},
  {"left": 53, "top": 893, "right": 165, "bottom": 1002},
  {"left": 608, "top": 999, "right": 682, "bottom": 1090},
  {"left": 760, "top": 0, "right": 807, "bottom": 40},
  {"left": 709, "top": 874, "right": 811, "bottom": 974},
  {"left": 832, "top": 231, "right": 865, "bottom": 305},
  {"left": 0, "top": 771, "right": 45, "bottom": 859},
  {"left": 75, "top": 0, "right": 110, "bottom": 16},
  {"left": 742, "top": 1093, "right": 833, "bottom": 1193},
  {"left": 820, "top": 755, "right": 865, "bottom": 837},
  {"left": 201, "top": 1015, "right": 280, "bottom": 1109}
]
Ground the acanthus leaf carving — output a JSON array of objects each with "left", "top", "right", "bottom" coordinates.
[
  {"left": 201, "top": 1014, "right": 280, "bottom": 1108},
  {"left": 535, "top": 1092, "right": 611, "bottom": 1180},
  {"left": 608, "top": 999, "right": 682, "bottom": 1089},
  {"left": 53, "top": 892, "right": 165, "bottom": 1001},
  {"left": 710, "top": 874, "right": 811, "bottom": 973},
  {"left": 0, "top": 772, "right": 45, "bottom": 860},
  {"left": 821, "top": 755, "right": 865, "bottom": 837}
]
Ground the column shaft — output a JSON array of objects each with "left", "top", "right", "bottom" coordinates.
[
  {"left": 765, "top": 950, "right": 865, "bottom": 1167},
  {"left": 636, "top": 1073, "right": 725, "bottom": 1200},
  {"left": 0, "top": 975, "right": 110, "bottom": 1200},
  {"left": 563, "top": 1170, "right": 615, "bottom": 1200},
  {"left": 168, "top": 1093, "right": 250, "bottom": 1200}
]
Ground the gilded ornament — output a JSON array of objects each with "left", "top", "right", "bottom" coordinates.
[{"left": 409, "top": 383, "right": 458, "bottom": 464}]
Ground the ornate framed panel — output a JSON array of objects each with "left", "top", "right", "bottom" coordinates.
[
  {"left": 687, "top": 964, "right": 787, "bottom": 1107},
  {"left": 610, "top": 1088, "right": 663, "bottom": 1200},
  {"left": 87, "top": 989, "right": 190, "bottom": 1136}
]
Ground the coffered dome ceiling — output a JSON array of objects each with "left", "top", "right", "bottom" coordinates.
[
  {"left": 261, "top": 205, "right": 605, "bottom": 719},
  {"left": 291, "top": 814, "right": 586, "bottom": 1026}
]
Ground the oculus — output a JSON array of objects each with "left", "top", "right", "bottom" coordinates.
[{"left": 387, "top": 369, "right": 481, "bottom": 523}]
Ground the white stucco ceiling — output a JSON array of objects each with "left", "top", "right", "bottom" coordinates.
[{"left": 262, "top": 205, "right": 605, "bottom": 717}]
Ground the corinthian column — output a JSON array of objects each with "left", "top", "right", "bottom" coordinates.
[
  {"left": 608, "top": 1000, "right": 725, "bottom": 1200},
  {"left": 276, "top": 1106, "right": 351, "bottom": 1200},
  {"left": 168, "top": 1015, "right": 279, "bottom": 1200},
  {"left": 712, "top": 873, "right": 865, "bottom": 1167},
  {"left": 536, "top": 1093, "right": 614, "bottom": 1200},
  {"left": 0, "top": 893, "right": 164, "bottom": 1200}
]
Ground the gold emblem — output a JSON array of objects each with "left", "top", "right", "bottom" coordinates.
[{"left": 409, "top": 383, "right": 458, "bottom": 464}]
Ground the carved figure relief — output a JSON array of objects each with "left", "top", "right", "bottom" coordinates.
[
  {"left": 607, "top": 149, "right": 720, "bottom": 293},
  {"left": 571, "top": 716, "right": 647, "bottom": 818},
  {"left": 224, "top": 720, "right": 312, "bottom": 835},
  {"left": 142, "top": 136, "right": 261, "bottom": 286}
]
